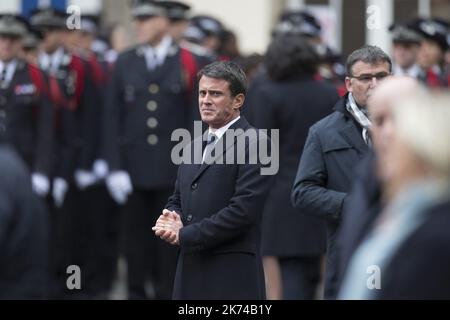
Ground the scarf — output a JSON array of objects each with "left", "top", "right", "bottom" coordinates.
[{"left": 346, "top": 93, "right": 372, "bottom": 146}]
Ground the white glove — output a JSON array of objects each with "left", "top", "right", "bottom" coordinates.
[
  {"left": 31, "top": 173, "right": 50, "bottom": 197},
  {"left": 106, "top": 171, "right": 133, "bottom": 205},
  {"left": 93, "top": 159, "right": 109, "bottom": 180},
  {"left": 53, "top": 177, "right": 69, "bottom": 208},
  {"left": 74, "top": 169, "right": 98, "bottom": 190}
]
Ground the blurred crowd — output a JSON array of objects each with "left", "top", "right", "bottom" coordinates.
[{"left": 0, "top": 0, "right": 449, "bottom": 300}]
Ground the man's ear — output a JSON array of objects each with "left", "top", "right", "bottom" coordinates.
[
  {"left": 233, "top": 93, "right": 245, "bottom": 110},
  {"left": 345, "top": 77, "right": 353, "bottom": 93}
]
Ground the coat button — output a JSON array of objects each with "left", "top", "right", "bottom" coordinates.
[
  {"left": 149, "top": 84, "right": 159, "bottom": 94},
  {"left": 191, "top": 183, "right": 198, "bottom": 190},
  {"left": 147, "top": 100, "right": 158, "bottom": 112},
  {"left": 147, "top": 134, "right": 158, "bottom": 145},
  {"left": 186, "top": 214, "right": 193, "bottom": 222},
  {"left": 147, "top": 117, "right": 158, "bottom": 129}
]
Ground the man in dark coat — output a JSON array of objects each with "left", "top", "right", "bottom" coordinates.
[
  {"left": 335, "top": 77, "right": 422, "bottom": 293},
  {"left": 291, "top": 45, "right": 392, "bottom": 299},
  {"left": 153, "top": 61, "right": 272, "bottom": 300},
  {"left": 0, "top": 135, "right": 49, "bottom": 299}
]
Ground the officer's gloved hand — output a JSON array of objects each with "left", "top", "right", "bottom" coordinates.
[
  {"left": 106, "top": 171, "right": 133, "bottom": 205},
  {"left": 31, "top": 173, "right": 50, "bottom": 197},
  {"left": 74, "top": 169, "right": 98, "bottom": 190},
  {"left": 93, "top": 159, "right": 109, "bottom": 180},
  {"left": 53, "top": 177, "right": 69, "bottom": 208}
]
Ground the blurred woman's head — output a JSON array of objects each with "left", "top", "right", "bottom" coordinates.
[
  {"left": 382, "top": 90, "right": 450, "bottom": 198},
  {"left": 368, "top": 77, "right": 423, "bottom": 172}
]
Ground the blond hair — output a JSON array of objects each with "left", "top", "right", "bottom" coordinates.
[{"left": 393, "top": 89, "right": 450, "bottom": 176}]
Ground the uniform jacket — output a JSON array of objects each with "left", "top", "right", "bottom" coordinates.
[
  {"left": 0, "top": 60, "right": 53, "bottom": 176},
  {"left": 45, "top": 50, "right": 98, "bottom": 181},
  {"left": 104, "top": 42, "right": 198, "bottom": 190}
]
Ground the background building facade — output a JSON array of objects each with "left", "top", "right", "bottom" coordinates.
[{"left": 1, "top": 0, "right": 449, "bottom": 58}]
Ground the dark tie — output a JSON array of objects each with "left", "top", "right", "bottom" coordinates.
[
  {"left": 203, "top": 133, "right": 217, "bottom": 164},
  {"left": 0, "top": 66, "right": 7, "bottom": 82}
]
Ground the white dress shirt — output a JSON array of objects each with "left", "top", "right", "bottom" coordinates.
[
  {"left": 144, "top": 36, "right": 172, "bottom": 70},
  {"left": 38, "top": 48, "right": 65, "bottom": 74},
  {"left": 393, "top": 63, "right": 421, "bottom": 78},
  {"left": 202, "top": 116, "right": 241, "bottom": 162},
  {"left": 0, "top": 59, "right": 17, "bottom": 84}
]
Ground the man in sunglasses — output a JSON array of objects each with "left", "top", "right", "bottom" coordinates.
[{"left": 292, "top": 45, "right": 392, "bottom": 299}]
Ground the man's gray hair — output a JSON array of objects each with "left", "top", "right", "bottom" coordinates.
[{"left": 346, "top": 45, "right": 392, "bottom": 76}]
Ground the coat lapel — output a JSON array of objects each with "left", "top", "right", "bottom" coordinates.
[
  {"left": 338, "top": 118, "right": 369, "bottom": 155},
  {"left": 135, "top": 48, "right": 153, "bottom": 83},
  {"left": 334, "top": 93, "right": 369, "bottom": 155}
]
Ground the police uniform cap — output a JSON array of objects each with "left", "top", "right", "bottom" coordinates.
[
  {"left": 408, "top": 18, "right": 449, "bottom": 51},
  {"left": 0, "top": 14, "right": 28, "bottom": 38},
  {"left": 29, "top": 8, "right": 66, "bottom": 30},
  {"left": 159, "top": 1, "right": 190, "bottom": 21},
  {"left": 389, "top": 23, "right": 422, "bottom": 44},
  {"left": 191, "top": 15, "right": 224, "bottom": 37},
  {"left": 183, "top": 24, "right": 207, "bottom": 43},
  {"left": 130, "top": 0, "right": 168, "bottom": 19},
  {"left": 274, "top": 10, "right": 321, "bottom": 37},
  {"left": 80, "top": 15, "right": 100, "bottom": 35}
]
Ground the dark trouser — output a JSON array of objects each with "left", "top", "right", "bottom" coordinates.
[
  {"left": 121, "top": 188, "right": 178, "bottom": 300},
  {"left": 51, "top": 187, "right": 89, "bottom": 298},
  {"left": 50, "top": 184, "right": 120, "bottom": 299},
  {"left": 278, "top": 256, "right": 322, "bottom": 300},
  {"left": 82, "top": 184, "right": 120, "bottom": 297}
]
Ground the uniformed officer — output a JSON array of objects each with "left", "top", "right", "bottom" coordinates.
[
  {"left": 0, "top": 14, "right": 53, "bottom": 198},
  {"left": 389, "top": 23, "right": 422, "bottom": 78},
  {"left": 408, "top": 17, "right": 449, "bottom": 87},
  {"left": 182, "top": 15, "right": 224, "bottom": 60},
  {"left": 66, "top": 13, "right": 121, "bottom": 298},
  {"left": 164, "top": 0, "right": 191, "bottom": 44},
  {"left": 104, "top": 0, "right": 198, "bottom": 299},
  {"left": 31, "top": 7, "right": 99, "bottom": 298},
  {"left": 31, "top": 7, "right": 99, "bottom": 204}
]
